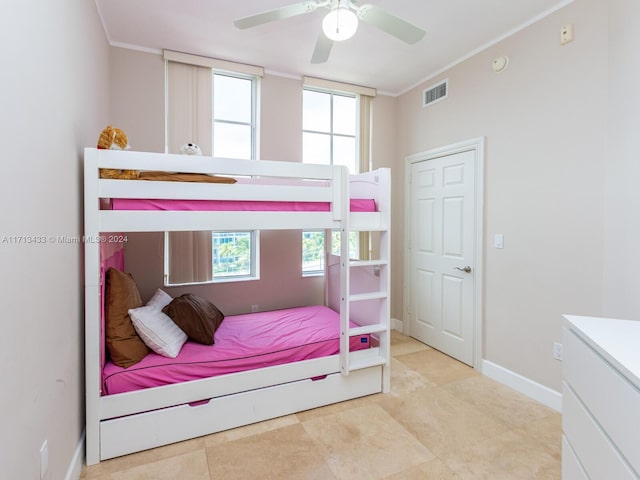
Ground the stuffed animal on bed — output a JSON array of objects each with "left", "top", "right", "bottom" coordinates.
[
  {"left": 180, "top": 143, "right": 202, "bottom": 156},
  {"left": 97, "top": 125, "right": 139, "bottom": 179}
]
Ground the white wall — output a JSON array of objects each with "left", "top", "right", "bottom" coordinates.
[
  {"left": 370, "top": 94, "right": 401, "bottom": 318},
  {"left": 110, "top": 48, "right": 165, "bottom": 153},
  {"left": 0, "top": 1, "right": 110, "bottom": 479},
  {"left": 260, "top": 74, "right": 303, "bottom": 162},
  {"left": 396, "top": 0, "right": 607, "bottom": 391},
  {"left": 603, "top": 0, "right": 640, "bottom": 318}
]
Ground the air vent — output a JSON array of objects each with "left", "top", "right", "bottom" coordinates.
[{"left": 423, "top": 79, "right": 448, "bottom": 107}]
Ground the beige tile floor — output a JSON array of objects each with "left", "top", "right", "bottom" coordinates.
[{"left": 81, "top": 331, "right": 561, "bottom": 479}]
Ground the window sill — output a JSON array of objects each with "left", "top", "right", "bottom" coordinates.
[
  {"left": 164, "top": 275, "right": 259, "bottom": 287},
  {"left": 302, "top": 272, "right": 325, "bottom": 278}
]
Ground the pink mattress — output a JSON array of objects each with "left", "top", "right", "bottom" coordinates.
[
  {"left": 110, "top": 198, "right": 376, "bottom": 212},
  {"left": 103, "top": 305, "right": 370, "bottom": 395}
]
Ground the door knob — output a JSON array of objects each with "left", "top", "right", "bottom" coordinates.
[{"left": 454, "top": 266, "right": 472, "bottom": 273}]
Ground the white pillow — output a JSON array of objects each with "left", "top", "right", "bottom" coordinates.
[
  {"left": 146, "top": 288, "right": 173, "bottom": 310},
  {"left": 129, "top": 303, "right": 187, "bottom": 358}
]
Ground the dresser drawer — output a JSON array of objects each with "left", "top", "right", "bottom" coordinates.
[
  {"left": 563, "top": 327, "right": 640, "bottom": 474},
  {"left": 562, "top": 382, "right": 637, "bottom": 480},
  {"left": 562, "top": 435, "right": 588, "bottom": 480}
]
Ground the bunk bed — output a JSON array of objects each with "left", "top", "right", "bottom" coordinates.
[{"left": 84, "top": 148, "right": 391, "bottom": 464}]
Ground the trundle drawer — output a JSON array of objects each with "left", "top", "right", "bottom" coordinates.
[
  {"left": 562, "top": 382, "right": 636, "bottom": 480},
  {"left": 563, "top": 327, "right": 640, "bottom": 474},
  {"left": 100, "top": 366, "right": 382, "bottom": 460}
]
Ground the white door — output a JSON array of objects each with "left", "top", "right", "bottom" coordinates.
[{"left": 408, "top": 149, "right": 476, "bottom": 366}]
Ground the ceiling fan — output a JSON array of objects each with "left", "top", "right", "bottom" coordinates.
[{"left": 234, "top": 0, "right": 426, "bottom": 64}]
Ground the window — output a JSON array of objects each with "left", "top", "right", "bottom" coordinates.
[
  {"left": 330, "top": 231, "right": 358, "bottom": 258},
  {"left": 302, "top": 89, "right": 358, "bottom": 173},
  {"left": 302, "top": 88, "right": 360, "bottom": 274},
  {"left": 302, "top": 230, "right": 325, "bottom": 275},
  {"left": 213, "top": 231, "right": 255, "bottom": 278},
  {"left": 213, "top": 72, "right": 257, "bottom": 159},
  {"left": 164, "top": 66, "right": 260, "bottom": 285},
  {"left": 209, "top": 72, "right": 259, "bottom": 283},
  {"left": 165, "top": 230, "right": 258, "bottom": 286}
]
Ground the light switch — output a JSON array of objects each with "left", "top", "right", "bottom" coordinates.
[{"left": 494, "top": 234, "right": 504, "bottom": 249}]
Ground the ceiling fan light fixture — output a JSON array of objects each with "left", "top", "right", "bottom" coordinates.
[{"left": 322, "top": 6, "right": 358, "bottom": 41}]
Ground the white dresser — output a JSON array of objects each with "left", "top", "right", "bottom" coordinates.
[{"left": 562, "top": 315, "right": 640, "bottom": 479}]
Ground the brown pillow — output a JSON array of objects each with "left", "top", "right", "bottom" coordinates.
[
  {"left": 162, "top": 294, "right": 224, "bottom": 345},
  {"left": 104, "top": 268, "right": 149, "bottom": 367}
]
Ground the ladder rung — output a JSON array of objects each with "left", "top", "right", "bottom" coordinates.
[
  {"left": 349, "top": 259, "right": 388, "bottom": 267},
  {"left": 348, "top": 348, "right": 388, "bottom": 371},
  {"left": 349, "top": 323, "right": 387, "bottom": 336},
  {"left": 349, "top": 292, "right": 387, "bottom": 302},
  {"left": 350, "top": 356, "right": 387, "bottom": 371}
]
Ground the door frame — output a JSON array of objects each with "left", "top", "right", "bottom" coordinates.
[{"left": 403, "top": 137, "right": 485, "bottom": 370}]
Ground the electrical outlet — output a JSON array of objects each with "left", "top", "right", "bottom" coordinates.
[
  {"left": 40, "top": 440, "right": 48, "bottom": 479},
  {"left": 553, "top": 342, "right": 563, "bottom": 361},
  {"left": 251, "top": 304, "right": 259, "bottom": 313}
]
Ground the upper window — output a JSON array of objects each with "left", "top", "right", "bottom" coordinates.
[
  {"left": 211, "top": 71, "right": 258, "bottom": 282},
  {"left": 164, "top": 69, "right": 260, "bottom": 286},
  {"left": 302, "top": 89, "right": 358, "bottom": 173},
  {"left": 302, "top": 88, "right": 359, "bottom": 275},
  {"left": 213, "top": 72, "right": 257, "bottom": 159}
]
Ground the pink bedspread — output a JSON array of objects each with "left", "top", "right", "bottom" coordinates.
[
  {"left": 110, "top": 198, "right": 376, "bottom": 212},
  {"left": 103, "top": 305, "right": 370, "bottom": 395}
]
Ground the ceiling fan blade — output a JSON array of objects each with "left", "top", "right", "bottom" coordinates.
[
  {"left": 311, "top": 31, "right": 334, "bottom": 64},
  {"left": 234, "top": 1, "right": 321, "bottom": 29},
  {"left": 356, "top": 4, "right": 426, "bottom": 44}
]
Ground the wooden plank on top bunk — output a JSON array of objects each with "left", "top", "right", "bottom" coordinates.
[
  {"left": 92, "top": 149, "right": 338, "bottom": 180},
  {"left": 99, "top": 180, "right": 333, "bottom": 202},
  {"left": 98, "top": 210, "right": 343, "bottom": 233}
]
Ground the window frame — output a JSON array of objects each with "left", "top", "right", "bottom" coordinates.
[
  {"left": 212, "top": 70, "right": 259, "bottom": 160},
  {"left": 164, "top": 69, "right": 261, "bottom": 286},
  {"left": 209, "top": 70, "right": 260, "bottom": 284},
  {"left": 301, "top": 229, "right": 326, "bottom": 277},
  {"left": 211, "top": 230, "right": 260, "bottom": 284},
  {"left": 302, "top": 87, "right": 360, "bottom": 173},
  {"left": 302, "top": 87, "right": 361, "bottom": 275}
]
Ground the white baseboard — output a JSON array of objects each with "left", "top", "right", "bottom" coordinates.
[
  {"left": 64, "top": 430, "right": 85, "bottom": 480},
  {"left": 482, "top": 360, "right": 562, "bottom": 412},
  {"left": 391, "top": 317, "right": 403, "bottom": 332}
]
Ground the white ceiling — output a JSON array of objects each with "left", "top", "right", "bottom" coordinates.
[{"left": 96, "top": 0, "right": 571, "bottom": 95}]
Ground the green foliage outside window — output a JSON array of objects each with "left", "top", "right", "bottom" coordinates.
[
  {"left": 213, "top": 232, "right": 251, "bottom": 277},
  {"left": 302, "top": 231, "right": 324, "bottom": 273}
]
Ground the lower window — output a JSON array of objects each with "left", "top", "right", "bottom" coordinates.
[
  {"left": 302, "top": 230, "right": 325, "bottom": 275},
  {"left": 165, "top": 230, "right": 259, "bottom": 285}
]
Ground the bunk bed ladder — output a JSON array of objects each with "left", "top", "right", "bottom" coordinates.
[
  {"left": 344, "top": 231, "right": 390, "bottom": 381},
  {"left": 339, "top": 169, "right": 391, "bottom": 393}
]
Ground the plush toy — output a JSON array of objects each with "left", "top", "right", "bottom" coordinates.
[
  {"left": 180, "top": 143, "right": 202, "bottom": 156},
  {"left": 97, "top": 125, "right": 138, "bottom": 179}
]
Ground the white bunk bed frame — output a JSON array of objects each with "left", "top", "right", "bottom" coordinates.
[{"left": 84, "top": 148, "right": 391, "bottom": 464}]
